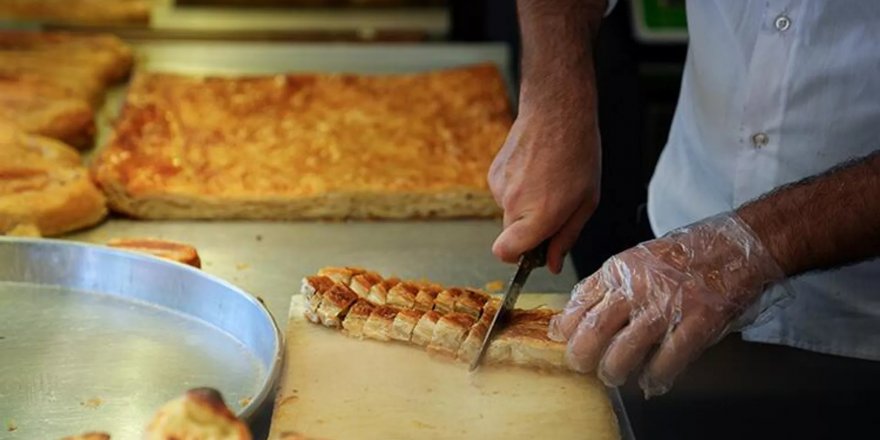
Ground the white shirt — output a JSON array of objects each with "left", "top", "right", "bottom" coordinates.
[{"left": 647, "top": 0, "right": 880, "bottom": 360}]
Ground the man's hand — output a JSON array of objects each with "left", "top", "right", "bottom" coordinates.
[
  {"left": 549, "top": 214, "right": 786, "bottom": 397},
  {"left": 489, "top": 101, "right": 600, "bottom": 274},
  {"left": 491, "top": 0, "right": 606, "bottom": 273}
]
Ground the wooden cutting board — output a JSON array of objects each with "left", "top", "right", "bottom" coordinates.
[{"left": 269, "top": 293, "right": 620, "bottom": 440}]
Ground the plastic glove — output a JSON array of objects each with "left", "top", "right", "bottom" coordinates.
[{"left": 548, "top": 213, "right": 787, "bottom": 397}]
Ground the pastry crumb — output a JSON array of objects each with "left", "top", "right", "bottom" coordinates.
[
  {"left": 236, "top": 263, "right": 250, "bottom": 271},
  {"left": 81, "top": 397, "right": 103, "bottom": 409},
  {"left": 238, "top": 397, "right": 252, "bottom": 407},
  {"left": 6, "top": 418, "right": 17, "bottom": 432},
  {"left": 484, "top": 280, "right": 504, "bottom": 292}
]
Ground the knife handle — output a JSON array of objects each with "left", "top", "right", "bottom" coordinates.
[{"left": 520, "top": 239, "right": 550, "bottom": 270}]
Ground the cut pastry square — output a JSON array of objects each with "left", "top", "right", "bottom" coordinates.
[
  {"left": 317, "top": 266, "right": 365, "bottom": 285},
  {"left": 509, "top": 308, "right": 556, "bottom": 329},
  {"left": 454, "top": 288, "right": 489, "bottom": 319},
  {"left": 411, "top": 310, "right": 441, "bottom": 347},
  {"left": 362, "top": 306, "right": 398, "bottom": 342},
  {"left": 427, "top": 312, "right": 477, "bottom": 358},
  {"left": 434, "top": 287, "right": 463, "bottom": 314},
  {"left": 501, "top": 325, "right": 567, "bottom": 370},
  {"left": 315, "top": 284, "right": 358, "bottom": 328},
  {"left": 349, "top": 271, "right": 382, "bottom": 299},
  {"left": 366, "top": 278, "right": 399, "bottom": 306},
  {"left": 341, "top": 299, "right": 375, "bottom": 339},
  {"left": 386, "top": 281, "right": 420, "bottom": 309},
  {"left": 390, "top": 309, "right": 424, "bottom": 342},
  {"left": 413, "top": 284, "right": 442, "bottom": 312},
  {"left": 301, "top": 275, "right": 336, "bottom": 300},
  {"left": 457, "top": 319, "right": 488, "bottom": 363}
]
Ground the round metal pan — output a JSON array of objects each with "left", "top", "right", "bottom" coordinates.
[{"left": 0, "top": 237, "right": 282, "bottom": 439}]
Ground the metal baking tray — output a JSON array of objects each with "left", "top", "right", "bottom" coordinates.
[{"left": 0, "top": 237, "right": 282, "bottom": 439}]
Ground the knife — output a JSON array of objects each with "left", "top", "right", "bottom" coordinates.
[{"left": 469, "top": 240, "right": 550, "bottom": 372}]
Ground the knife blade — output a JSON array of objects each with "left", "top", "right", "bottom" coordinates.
[{"left": 469, "top": 240, "right": 549, "bottom": 372}]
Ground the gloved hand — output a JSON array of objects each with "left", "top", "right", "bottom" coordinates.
[{"left": 548, "top": 213, "right": 788, "bottom": 397}]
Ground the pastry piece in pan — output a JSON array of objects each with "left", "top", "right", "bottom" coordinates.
[
  {"left": 386, "top": 281, "right": 420, "bottom": 309},
  {"left": 411, "top": 310, "right": 441, "bottom": 346},
  {"left": 349, "top": 271, "right": 382, "bottom": 299},
  {"left": 366, "top": 278, "right": 399, "bottom": 305},
  {"left": 341, "top": 299, "right": 375, "bottom": 338},
  {"left": 316, "top": 284, "right": 358, "bottom": 328},
  {"left": 434, "top": 287, "right": 463, "bottom": 314},
  {"left": 107, "top": 237, "right": 202, "bottom": 268},
  {"left": 362, "top": 306, "right": 398, "bottom": 342},
  {"left": 390, "top": 309, "right": 424, "bottom": 342},
  {"left": 427, "top": 312, "right": 477, "bottom": 358},
  {"left": 317, "top": 266, "right": 365, "bottom": 285},
  {"left": 144, "top": 387, "right": 251, "bottom": 440},
  {"left": 454, "top": 288, "right": 490, "bottom": 319}
]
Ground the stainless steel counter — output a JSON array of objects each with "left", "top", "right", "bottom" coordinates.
[
  {"left": 68, "top": 220, "right": 577, "bottom": 324},
  {"left": 66, "top": 40, "right": 633, "bottom": 439}
]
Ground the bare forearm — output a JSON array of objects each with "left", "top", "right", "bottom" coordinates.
[
  {"left": 738, "top": 150, "right": 880, "bottom": 276},
  {"left": 516, "top": 0, "right": 605, "bottom": 111}
]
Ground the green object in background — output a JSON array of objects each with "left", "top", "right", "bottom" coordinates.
[
  {"left": 630, "top": 0, "right": 688, "bottom": 43},
  {"left": 642, "top": 0, "right": 687, "bottom": 28}
]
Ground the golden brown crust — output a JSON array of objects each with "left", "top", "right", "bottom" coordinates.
[
  {"left": 411, "top": 310, "right": 441, "bottom": 347},
  {"left": 316, "top": 284, "right": 358, "bottom": 327},
  {"left": 349, "top": 272, "right": 381, "bottom": 298},
  {"left": 386, "top": 282, "right": 420, "bottom": 309},
  {"left": 107, "top": 237, "right": 202, "bottom": 268},
  {"left": 433, "top": 288, "right": 462, "bottom": 314},
  {"left": 0, "top": 1, "right": 151, "bottom": 26},
  {"left": 454, "top": 288, "right": 489, "bottom": 318},
  {"left": 302, "top": 275, "right": 336, "bottom": 299},
  {"left": 362, "top": 306, "right": 398, "bottom": 341},
  {"left": 317, "top": 266, "right": 365, "bottom": 285},
  {"left": 413, "top": 286, "right": 440, "bottom": 312},
  {"left": 0, "top": 87, "right": 94, "bottom": 149},
  {"left": 390, "top": 309, "right": 424, "bottom": 342},
  {"left": 93, "top": 65, "right": 511, "bottom": 220},
  {"left": 366, "top": 278, "right": 398, "bottom": 305},
  {"left": 341, "top": 299, "right": 374, "bottom": 338},
  {"left": 61, "top": 433, "right": 111, "bottom": 440},
  {"left": 303, "top": 267, "right": 572, "bottom": 372},
  {"left": 427, "top": 312, "right": 476, "bottom": 358},
  {"left": 0, "top": 124, "right": 106, "bottom": 236},
  {"left": 0, "top": 31, "right": 133, "bottom": 148}
]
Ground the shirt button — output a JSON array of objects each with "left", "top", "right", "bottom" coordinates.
[
  {"left": 774, "top": 15, "right": 791, "bottom": 32},
  {"left": 751, "top": 132, "right": 769, "bottom": 148}
]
